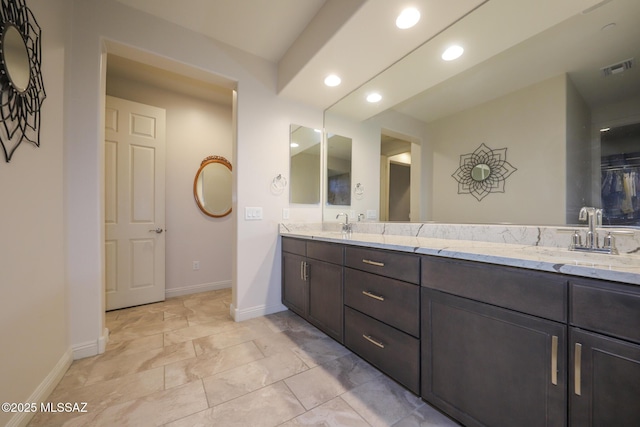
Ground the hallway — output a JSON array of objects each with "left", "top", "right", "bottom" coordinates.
[{"left": 28, "top": 289, "right": 458, "bottom": 426}]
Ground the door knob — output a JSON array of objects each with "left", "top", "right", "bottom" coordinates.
[{"left": 149, "top": 228, "right": 164, "bottom": 234}]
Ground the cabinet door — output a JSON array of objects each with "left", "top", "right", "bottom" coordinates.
[
  {"left": 570, "top": 328, "right": 640, "bottom": 427},
  {"left": 308, "top": 259, "right": 343, "bottom": 343},
  {"left": 282, "top": 252, "right": 308, "bottom": 317},
  {"left": 422, "top": 290, "right": 567, "bottom": 427}
]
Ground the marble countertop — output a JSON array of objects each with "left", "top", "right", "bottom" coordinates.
[{"left": 279, "top": 226, "right": 640, "bottom": 286}]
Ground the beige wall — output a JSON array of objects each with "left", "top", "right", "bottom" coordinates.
[
  {"left": 106, "top": 74, "right": 234, "bottom": 296},
  {"left": 0, "top": 1, "right": 72, "bottom": 426},
  {"left": 429, "top": 75, "right": 567, "bottom": 225}
]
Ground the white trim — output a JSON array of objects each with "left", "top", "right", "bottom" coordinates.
[
  {"left": 6, "top": 347, "right": 73, "bottom": 427},
  {"left": 165, "top": 280, "right": 231, "bottom": 299},
  {"left": 98, "top": 327, "right": 109, "bottom": 354},
  {"left": 72, "top": 327, "right": 109, "bottom": 360},
  {"left": 230, "top": 301, "right": 288, "bottom": 322}
]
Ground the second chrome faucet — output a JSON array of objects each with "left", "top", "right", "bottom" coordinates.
[{"left": 336, "top": 212, "right": 352, "bottom": 234}]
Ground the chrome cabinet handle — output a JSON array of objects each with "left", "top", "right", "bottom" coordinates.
[
  {"left": 575, "top": 343, "right": 582, "bottom": 396},
  {"left": 362, "top": 334, "right": 385, "bottom": 349},
  {"left": 299, "top": 261, "right": 309, "bottom": 281},
  {"left": 362, "top": 259, "right": 384, "bottom": 267},
  {"left": 362, "top": 291, "right": 385, "bottom": 301},
  {"left": 551, "top": 335, "right": 558, "bottom": 385},
  {"left": 148, "top": 228, "right": 163, "bottom": 234}
]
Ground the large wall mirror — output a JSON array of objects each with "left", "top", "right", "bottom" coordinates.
[
  {"left": 289, "top": 124, "right": 321, "bottom": 204},
  {"left": 324, "top": 0, "right": 640, "bottom": 227},
  {"left": 326, "top": 133, "right": 352, "bottom": 206},
  {"left": 193, "top": 156, "right": 232, "bottom": 218}
]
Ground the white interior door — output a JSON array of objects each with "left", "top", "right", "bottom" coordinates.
[{"left": 105, "top": 96, "right": 166, "bottom": 310}]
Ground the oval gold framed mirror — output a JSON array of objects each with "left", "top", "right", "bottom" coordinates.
[{"left": 193, "top": 155, "right": 232, "bottom": 218}]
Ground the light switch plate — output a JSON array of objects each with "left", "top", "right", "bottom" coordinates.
[
  {"left": 366, "top": 209, "right": 377, "bottom": 220},
  {"left": 245, "top": 207, "right": 263, "bottom": 220},
  {"left": 282, "top": 208, "right": 290, "bottom": 220}
]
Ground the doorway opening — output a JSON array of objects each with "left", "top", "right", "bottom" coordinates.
[
  {"left": 102, "top": 44, "right": 237, "bottom": 312},
  {"left": 600, "top": 122, "right": 640, "bottom": 226}
]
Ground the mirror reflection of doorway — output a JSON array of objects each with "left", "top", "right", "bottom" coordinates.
[
  {"left": 380, "top": 134, "right": 411, "bottom": 221},
  {"left": 600, "top": 122, "right": 640, "bottom": 226}
]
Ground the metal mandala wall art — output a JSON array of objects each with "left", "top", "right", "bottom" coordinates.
[
  {"left": 0, "top": 0, "right": 45, "bottom": 162},
  {"left": 452, "top": 143, "right": 517, "bottom": 201}
]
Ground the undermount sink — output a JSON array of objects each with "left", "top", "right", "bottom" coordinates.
[{"left": 528, "top": 246, "right": 639, "bottom": 270}]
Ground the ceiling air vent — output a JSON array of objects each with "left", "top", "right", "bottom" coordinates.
[{"left": 601, "top": 58, "right": 634, "bottom": 77}]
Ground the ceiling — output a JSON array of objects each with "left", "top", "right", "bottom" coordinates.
[
  {"left": 115, "top": 0, "right": 327, "bottom": 63},
  {"left": 113, "top": 0, "right": 486, "bottom": 110},
  {"left": 390, "top": 0, "right": 640, "bottom": 124},
  {"left": 329, "top": 0, "right": 640, "bottom": 123},
  {"left": 111, "top": 0, "right": 638, "bottom": 123}
]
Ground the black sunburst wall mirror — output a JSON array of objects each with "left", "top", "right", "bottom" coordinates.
[{"left": 0, "top": 0, "right": 45, "bottom": 163}]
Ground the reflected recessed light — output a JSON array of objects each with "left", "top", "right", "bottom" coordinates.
[
  {"left": 600, "top": 127, "right": 611, "bottom": 132},
  {"left": 442, "top": 45, "right": 464, "bottom": 61},
  {"left": 290, "top": 142, "right": 299, "bottom": 148},
  {"left": 601, "top": 22, "right": 616, "bottom": 31},
  {"left": 324, "top": 74, "right": 341, "bottom": 87},
  {"left": 314, "top": 129, "right": 321, "bottom": 133},
  {"left": 396, "top": 7, "right": 420, "bottom": 29},
  {"left": 366, "top": 93, "right": 382, "bottom": 103}
]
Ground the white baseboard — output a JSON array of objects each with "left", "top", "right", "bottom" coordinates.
[
  {"left": 230, "top": 301, "right": 288, "bottom": 322},
  {"left": 165, "top": 280, "right": 231, "bottom": 299},
  {"left": 98, "top": 327, "right": 109, "bottom": 354},
  {"left": 72, "top": 327, "right": 109, "bottom": 360},
  {"left": 6, "top": 347, "right": 73, "bottom": 427}
]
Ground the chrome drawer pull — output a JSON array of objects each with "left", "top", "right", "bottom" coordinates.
[
  {"left": 551, "top": 335, "right": 558, "bottom": 385},
  {"left": 362, "top": 334, "right": 385, "bottom": 349},
  {"left": 362, "top": 291, "right": 385, "bottom": 301},
  {"left": 362, "top": 259, "right": 385, "bottom": 267},
  {"left": 575, "top": 343, "right": 582, "bottom": 396}
]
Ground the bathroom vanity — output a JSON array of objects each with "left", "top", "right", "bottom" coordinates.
[{"left": 280, "top": 223, "right": 640, "bottom": 427}]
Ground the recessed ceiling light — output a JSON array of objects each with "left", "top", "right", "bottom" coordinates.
[
  {"left": 396, "top": 7, "right": 420, "bottom": 29},
  {"left": 290, "top": 142, "right": 299, "bottom": 148},
  {"left": 324, "top": 74, "right": 341, "bottom": 87},
  {"left": 366, "top": 93, "right": 382, "bottom": 103},
  {"left": 442, "top": 45, "right": 464, "bottom": 61},
  {"left": 600, "top": 127, "right": 611, "bottom": 132}
]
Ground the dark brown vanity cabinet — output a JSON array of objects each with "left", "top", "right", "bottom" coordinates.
[
  {"left": 281, "top": 237, "right": 344, "bottom": 342},
  {"left": 282, "top": 235, "right": 640, "bottom": 427},
  {"left": 421, "top": 256, "right": 568, "bottom": 427},
  {"left": 569, "top": 278, "right": 640, "bottom": 427},
  {"left": 343, "top": 246, "right": 421, "bottom": 394}
]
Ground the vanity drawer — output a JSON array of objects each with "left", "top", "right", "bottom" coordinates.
[
  {"left": 345, "top": 246, "right": 419, "bottom": 284},
  {"left": 422, "top": 256, "right": 567, "bottom": 322},
  {"left": 345, "top": 268, "right": 419, "bottom": 337},
  {"left": 571, "top": 278, "right": 640, "bottom": 344},
  {"left": 282, "top": 237, "right": 306, "bottom": 256},
  {"left": 345, "top": 306, "right": 419, "bottom": 394},
  {"left": 307, "top": 240, "right": 343, "bottom": 265}
]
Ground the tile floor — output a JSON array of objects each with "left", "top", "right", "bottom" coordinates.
[{"left": 28, "top": 289, "right": 460, "bottom": 427}]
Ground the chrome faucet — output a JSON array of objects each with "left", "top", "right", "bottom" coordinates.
[
  {"left": 336, "top": 212, "right": 352, "bottom": 234},
  {"left": 571, "top": 206, "right": 616, "bottom": 254},
  {"left": 578, "top": 207, "right": 598, "bottom": 249}
]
